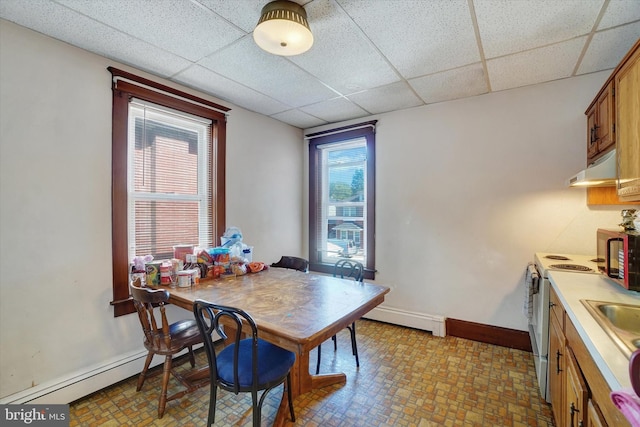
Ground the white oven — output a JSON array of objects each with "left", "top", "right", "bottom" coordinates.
[{"left": 529, "top": 253, "right": 600, "bottom": 402}]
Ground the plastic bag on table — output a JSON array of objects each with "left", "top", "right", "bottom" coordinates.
[{"left": 221, "top": 226, "right": 243, "bottom": 247}]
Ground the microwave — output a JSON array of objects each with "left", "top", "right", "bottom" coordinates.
[{"left": 596, "top": 228, "right": 640, "bottom": 291}]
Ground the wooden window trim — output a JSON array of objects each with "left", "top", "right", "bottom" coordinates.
[{"left": 108, "top": 67, "right": 229, "bottom": 316}]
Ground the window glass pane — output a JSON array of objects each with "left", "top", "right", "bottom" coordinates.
[
  {"left": 133, "top": 117, "right": 199, "bottom": 195},
  {"left": 134, "top": 200, "right": 200, "bottom": 259},
  {"left": 308, "top": 122, "right": 375, "bottom": 279},
  {"left": 318, "top": 138, "right": 366, "bottom": 264}
]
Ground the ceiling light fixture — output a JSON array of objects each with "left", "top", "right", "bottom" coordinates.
[{"left": 253, "top": 1, "right": 313, "bottom": 56}]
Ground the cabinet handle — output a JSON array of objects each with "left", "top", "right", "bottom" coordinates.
[
  {"left": 570, "top": 402, "right": 579, "bottom": 425},
  {"left": 591, "top": 125, "right": 600, "bottom": 143},
  {"left": 556, "top": 350, "right": 563, "bottom": 374},
  {"left": 549, "top": 302, "right": 555, "bottom": 308}
]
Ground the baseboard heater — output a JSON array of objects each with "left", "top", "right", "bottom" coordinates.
[
  {"left": 364, "top": 305, "right": 446, "bottom": 337},
  {"left": 0, "top": 346, "right": 198, "bottom": 405}
]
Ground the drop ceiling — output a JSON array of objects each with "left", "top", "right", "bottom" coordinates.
[{"left": 1, "top": 0, "right": 639, "bottom": 129}]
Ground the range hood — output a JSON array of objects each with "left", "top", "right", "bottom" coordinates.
[{"left": 567, "top": 149, "right": 617, "bottom": 187}]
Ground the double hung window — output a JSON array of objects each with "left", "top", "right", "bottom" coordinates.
[
  {"left": 308, "top": 121, "right": 376, "bottom": 279},
  {"left": 109, "top": 68, "right": 229, "bottom": 316},
  {"left": 128, "top": 101, "right": 212, "bottom": 259}
]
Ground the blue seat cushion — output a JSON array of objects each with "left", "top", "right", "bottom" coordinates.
[{"left": 217, "top": 338, "right": 295, "bottom": 387}]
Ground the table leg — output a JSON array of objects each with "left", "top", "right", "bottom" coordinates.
[{"left": 272, "top": 348, "right": 347, "bottom": 426}]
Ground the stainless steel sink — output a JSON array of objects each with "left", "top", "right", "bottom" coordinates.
[{"left": 581, "top": 300, "right": 640, "bottom": 358}]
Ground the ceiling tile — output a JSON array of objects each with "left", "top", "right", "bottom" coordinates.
[
  {"left": 337, "top": 0, "right": 480, "bottom": 79},
  {"left": 1, "top": 0, "right": 636, "bottom": 128},
  {"left": 197, "top": 0, "right": 265, "bottom": 33},
  {"left": 475, "top": 0, "right": 603, "bottom": 58},
  {"left": 409, "top": 63, "right": 489, "bottom": 104},
  {"left": 56, "top": 0, "right": 246, "bottom": 62},
  {"left": 0, "top": 0, "right": 191, "bottom": 76},
  {"left": 300, "top": 97, "right": 369, "bottom": 123},
  {"left": 198, "top": 36, "right": 339, "bottom": 108},
  {"left": 578, "top": 22, "right": 640, "bottom": 75},
  {"left": 348, "top": 81, "right": 423, "bottom": 114},
  {"left": 598, "top": 0, "right": 640, "bottom": 30},
  {"left": 487, "top": 37, "right": 587, "bottom": 92},
  {"left": 173, "top": 65, "right": 290, "bottom": 116},
  {"left": 270, "top": 109, "right": 328, "bottom": 129},
  {"left": 288, "top": 0, "right": 400, "bottom": 95}
]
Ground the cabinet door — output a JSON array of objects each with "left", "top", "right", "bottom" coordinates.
[
  {"left": 587, "top": 400, "right": 607, "bottom": 427},
  {"left": 566, "top": 348, "right": 588, "bottom": 427},
  {"left": 550, "top": 287, "right": 564, "bottom": 330},
  {"left": 596, "top": 82, "right": 615, "bottom": 154},
  {"left": 587, "top": 105, "right": 598, "bottom": 161},
  {"left": 616, "top": 42, "right": 640, "bottom": 201},
  {"left": 549, "top": 314, "right": 566, "bottom": 427}
]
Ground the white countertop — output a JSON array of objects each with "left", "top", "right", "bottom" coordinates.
[{"left": 549, "top": 270, "right": 640, "bottom": 390}]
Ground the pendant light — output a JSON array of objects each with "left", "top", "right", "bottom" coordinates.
[{"left": 253, "top": 1, "right": 313, "bottom": 56}]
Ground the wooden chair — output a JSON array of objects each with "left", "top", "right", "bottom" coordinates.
[
  {"left": 316, "top": 259, "right": 364, "bottom": 374},
  {"left": 193, "top": 300, "right": 296, "bottom": 427},
  {"left": 130, "top": 279, "right": 208, "bottom": 418},
  {"left": 270, "top": 255, "right": 309, "bottom": 272}
]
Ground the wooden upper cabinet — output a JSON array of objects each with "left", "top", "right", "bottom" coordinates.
[
  {"left": 586, "top": 104, "right": 598, "bottom": 160},
  {"left": 615, "top": 39, "right": 640, "bottom": 202},
  {"left": 596, "top": 82, "right": 615, "bottom": 154},
  {"left": 586, "top": 81, "right": 615, "bottom": 164}
]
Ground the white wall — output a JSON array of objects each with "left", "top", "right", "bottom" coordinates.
[
  {"left": 306, "top": 71, "right": 636, "bottom": 332},
  {"left": 0, "top": 20, "right": 303, "bottom": 400}
]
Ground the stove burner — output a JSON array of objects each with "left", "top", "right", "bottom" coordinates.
[
  {"left": 549, "top": 264, "right": 593, "bottom": 272},
  {"left": 591, "top": 258, "right": 605, "bottom": 263},
  {"left": 545, "top": 255, "right": 571, "bottom": 260}
]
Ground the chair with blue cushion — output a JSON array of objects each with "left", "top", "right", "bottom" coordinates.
[
  {"left": 316, "top": 259, "right": 364, "bottom": 374},
  {"left": 193, "top": 300, "right": 296, "bottom": 427}
]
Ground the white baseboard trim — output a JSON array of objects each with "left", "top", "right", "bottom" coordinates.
[
  {"left": 0, "top": 346, "right": 195, "bottom": 405},
  {"left": 363, "top": 305, "right": 447, "bottom": 337}
]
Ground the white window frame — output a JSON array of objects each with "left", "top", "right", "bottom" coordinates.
[
  {"left": 318, "top": 138, "right": 367, "bottom": 264},
  {"left": 127, "top": 100, "right": 212, "bottom": 261}
]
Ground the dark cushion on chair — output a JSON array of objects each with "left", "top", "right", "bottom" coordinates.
[
  {"left": 167, "top": 320, "right": 202, "bottom": 346},
  {"left": 169, "top": 319, "right": 199, "bottom": 337},
  {"left": 217, "top": 338, "right": 295, "bottom": 387}
]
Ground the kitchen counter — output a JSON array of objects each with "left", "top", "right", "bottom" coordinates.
[{"left": 549, "top": 270, "right": 640, "bottom": 391}]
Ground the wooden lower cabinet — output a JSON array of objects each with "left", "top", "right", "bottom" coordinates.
[
  {"left": 565, "top": 318, "right": 630, "bottom": 426},
  {"left": 548, "top": 286, "right": 630, "bottom": 426},
  {"left": 566, "top": 348, "right": 588, "bottom": 427},
  {"left": 587, "top": 400, "right": 607, "bottom": 427},
  {"left": 549, "top": 308, "right": 566, "bottom": 427}
]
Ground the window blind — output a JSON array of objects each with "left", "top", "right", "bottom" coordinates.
[{"left": 128, "top": 101, "right": 213, "bottom": 261}]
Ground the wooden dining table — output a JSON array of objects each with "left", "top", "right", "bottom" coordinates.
[{"left": 163, "top": 267, "right": 390, "bottom": 426}]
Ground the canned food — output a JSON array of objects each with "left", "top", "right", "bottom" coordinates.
[
  {"left": 160, "top": 262, "right": 172, "bottom": 285},
  {"left": 177, "top": 271, "right": 192, "bottom": 288}
]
